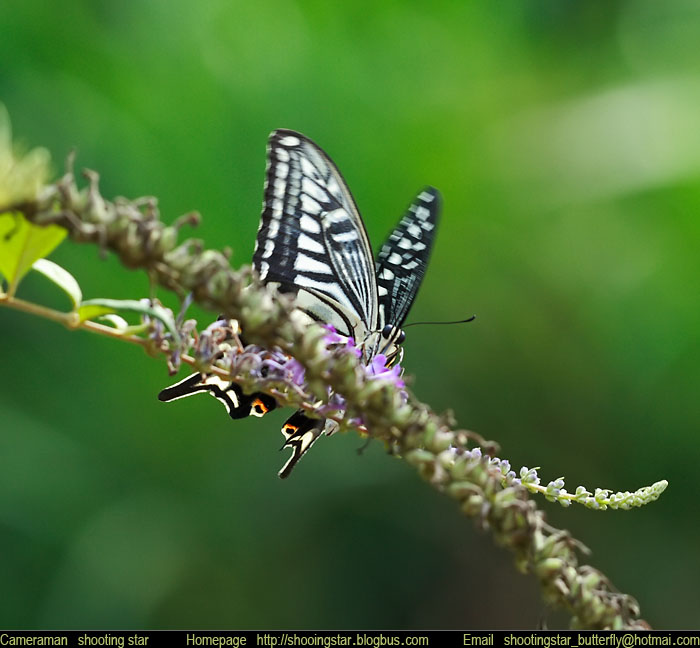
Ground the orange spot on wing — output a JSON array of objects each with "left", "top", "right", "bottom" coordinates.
[{"left": 252, "top": 398, "right": 270, "bottom": 416}]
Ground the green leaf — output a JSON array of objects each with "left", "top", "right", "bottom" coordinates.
[
  {"left": 77, "top": 303, "right": 117, "bottom": 323},
  {"left": 0, "top": 212, "right": 66, "bottom": 293},
  {"left": 31, "top": 258, "right": 82, "bottom": 309},
  {"left": 79, "top": 298, "right": 180, "bottom": 341}
]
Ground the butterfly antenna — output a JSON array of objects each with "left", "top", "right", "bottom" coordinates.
[{"left": 404, "top": 315, "right": 476, "bottom": 328}]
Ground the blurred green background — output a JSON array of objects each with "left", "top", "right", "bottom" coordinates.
[{"left": 1, "top": 0, "right": 698, "bottom": 630}]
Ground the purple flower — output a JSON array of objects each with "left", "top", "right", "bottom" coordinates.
[
  {"left": 366, "top": 353, "right": 405, "bottom": 389},
  {"left": 323, "top": 324, "right": 361, "bottom": 357},
  {"left": 318, "top": 392, "right": 347, "bottom": 416},
  {"left": 259, "top": 354, "right": 306, "bottom": 387},
  {"left": 322, "top": 324, "right": 344, "bottom": 345},
  {"left": 286, "top": 358, "right": 306, "bottom": 385}
]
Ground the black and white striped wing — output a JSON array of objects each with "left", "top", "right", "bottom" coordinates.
[
  {"left": 375, "top": 187, "right": 441, "bottom": 329},
  {"left": 253, "top": 129, "right": 379, "bottom": 338}
]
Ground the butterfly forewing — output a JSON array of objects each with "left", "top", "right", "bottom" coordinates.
[
  {"left": 376, "top": 187, "right": 441, "bottom": 329},
  {"left": 253, "top": 130, "right": 378, "bottom": 338}
]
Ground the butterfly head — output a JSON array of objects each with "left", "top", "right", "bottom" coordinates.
[
  {"left": 384, "top": 327, "right": 406, "bottom": 369},
  {"left": 381, "top": 324, "right": 405, "bottom": 346},
  {"left": 358, "top": 325, "right": 406, "bottom": 368}
]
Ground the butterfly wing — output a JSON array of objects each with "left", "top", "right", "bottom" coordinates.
[
  {"left": 253, "top": 129, "right": 379, "bottom": 339},
  {"left": 376, "top": 187, "right": 441, "bottom": 329},
  {"left": 277, "top": 413, "right": 334, "bottom": 479},
  {"left": 158, "top": 373, "right": 277, "bottom": 419},
  {"left": 253, "top": 130, "right": 383, "bottom": 477}
]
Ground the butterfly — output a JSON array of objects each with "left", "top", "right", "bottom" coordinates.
[{"left": 159, "top": 129, "right": 440, "bottom": 478}]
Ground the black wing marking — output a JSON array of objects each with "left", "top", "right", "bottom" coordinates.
[
  {"left": 252, "top": 129, "right": 378, "bottom": 338},
  {"left": 375, "top": 187, "right": 441, "bottom": 329},
  {"left": 158, "top": 373, "right": 277, "bottom": 420}
]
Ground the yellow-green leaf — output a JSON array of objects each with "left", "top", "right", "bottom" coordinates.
[
  {"left": 77, "top": 303, "right": 117, "bottom": 323},
  {"left": 31, "top": 258, "right": 82, "bottom": 309},
  {"left": 0, "top": 212, "right": 66, "bottom": 292}
]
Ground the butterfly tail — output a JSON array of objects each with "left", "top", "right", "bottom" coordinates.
[
  {"left": 158, "top": 373, "right": 209, "bottom": 402},
  {"left": 278, "top": 410, "right": 332, "bottom": 479}
]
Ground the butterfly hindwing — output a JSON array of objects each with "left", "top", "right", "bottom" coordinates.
[
  {"left": 252, "top": 129, "right": 378, "bottom": 339},
  {"left": 158, "top": 373, "right": 276, "bottom": 420},
  {"left": 376, "top": 187, "right": 441, "bottom": 329},
  {"left": 278, "top": 411, "right": 329, "bottom": 479}
]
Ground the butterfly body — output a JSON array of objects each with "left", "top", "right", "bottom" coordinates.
[{"left": 159, "top": 129, "right": 440, "bottom": 477}]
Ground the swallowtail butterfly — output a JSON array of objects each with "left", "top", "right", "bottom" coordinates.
[{"left": 159, "top": 129, "right": 440, "bottom": 478}]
